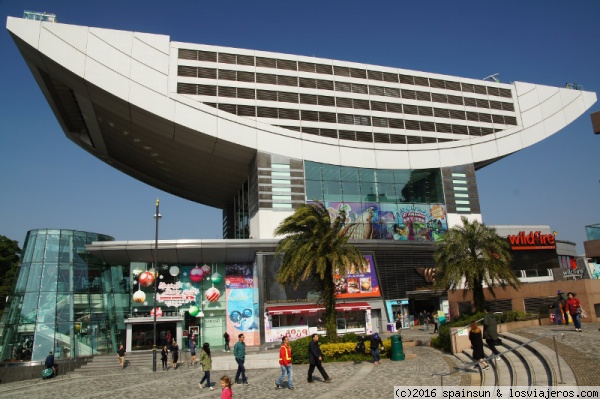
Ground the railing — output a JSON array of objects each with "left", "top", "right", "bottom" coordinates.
[{"left": 433, "top": 332, "right": 566, "bottom": 386}]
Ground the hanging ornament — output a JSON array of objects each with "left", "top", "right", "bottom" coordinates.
[
  {"left": 138, "top": 271, "right": 155, "bottom": 288},
  {"left": 149, "top": 268, "right": 158, "bottom": 278},
  {"left": 169, "top": 266, "right": 180, "bottom": 276},
  {"left": 190, "top": 267, "right": 205, "bottom": 283},
  {"left": 201, "top": 264, "right": 211, "bottom": 275},
  {"left": 150, "top": 307, "right": 163, "bottom": 317},
  {"left": 188, "top": 304, "right": 200, "bottom": 317},
  {"left": 205, "top": 287, "right": 221, "bottom": 302},
  {"left": 133, "top": 290, "right": 146, "bottom": 303},
  {"left": 211, "top": 272, "right": 223, "bottom": 285}
]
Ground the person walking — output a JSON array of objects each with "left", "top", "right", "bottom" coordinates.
[
  {"left": 554, "top": 290, "right": 567, "bottom": 325},
  {"left": 565, "top": 292, "right": 583, "bottom": 332},
  {"left": 161, "top": 345, "right": 169, "bottom": 370},
  {"left": 190, "top": 339, "right": 197, "bottom": 365},
  {"left": 369, "top": 332, "right": 384, "bottom": 365},
  {"left": 117, "top": 344, "right": 126, "bottom": 369},
  {"left": 234, "top": 334, "right": 249, "bottom": 385},
  {"left": 395, "top": 315, "right": 402, "bottom": 332},
  {"left": 275, "top": 336, "right": 294, "bottom": 390},
  {"left": 432, "top": 312, "right": 439, "bottom": 334},
  {"left": 307, "top": 334, "right": 331, "bottom": 383},
  {"left": 482, "top": 307, "right": 500, "bottom": 357},
  {"left": 423, "top": 311, "right": 430, "bottom": 331},
  {"left": 220, "top": 375, "right": 233, "bottom": 399},
  {"left": 223, "top": 332, "right": 231, "bottom": 352},
  {"left": 198, "top": 343, "right": 214, "bottom": 390},
  {"left": 468, "top": 322, "right": 489, "bottom": 370},
  {"left": 171, "top": 340, "right": 179, "bottom": 369}
]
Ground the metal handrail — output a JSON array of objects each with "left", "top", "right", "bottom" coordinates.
[
  {"left": 449, "top": 318, "right": 485, "bottom": 336},
  {"left": 432, "top": 332, "right": 565, "bottom": 386}
]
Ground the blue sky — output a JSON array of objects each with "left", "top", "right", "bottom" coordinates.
[{"left": 1, "top": 0, "right": 599, "bottom": 252}]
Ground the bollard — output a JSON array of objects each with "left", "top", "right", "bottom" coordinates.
[{"left": 391, "top": 335, "right": 405, "bottom": 361}]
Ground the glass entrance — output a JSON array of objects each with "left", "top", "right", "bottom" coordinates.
[{"left": 132, "top": 322, "right": 176, "bottom": 351}]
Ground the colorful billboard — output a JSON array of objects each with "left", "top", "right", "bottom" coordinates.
[
  {"left": 225, "top": 263, "right": 260, "bottom": 345},
  {"left": 335, "top": 255, "right": 380, "bottom": 299},
  {"left": 319, "top": 201, "right": 448, "bottom": 241}
]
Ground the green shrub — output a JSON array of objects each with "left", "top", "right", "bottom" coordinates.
[{"left": 290, "top": 334, "right": 392, "bottom": 364}]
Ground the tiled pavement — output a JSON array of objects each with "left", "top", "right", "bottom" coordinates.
[{"left": 0, "top": 323, "right": 597, "bottom": 398}]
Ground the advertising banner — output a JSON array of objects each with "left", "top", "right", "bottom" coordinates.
[
  {"left": 225, "top": 263, "right": 259, "bottom": 346},
  {"left": 320, "top": 201, "right": 447, "bottom": 241},
  {"left": 335, "top": 255, "right": 381, "bottom": 299}
]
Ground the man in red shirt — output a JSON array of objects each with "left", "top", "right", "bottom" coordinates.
[
  {"left": 275, "top": 336, "right": 294, "bottom": 390},
  {"left": 565, "top": 292, "right": 582, "bottom": 332}
]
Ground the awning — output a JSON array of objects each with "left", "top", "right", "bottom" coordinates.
[{"left": 266, "top": 302, "right": 371, "bottom": 315}]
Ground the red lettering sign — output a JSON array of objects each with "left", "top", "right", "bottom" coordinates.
[{"left": 507, "top": 231, "right": 556, "bottom": 250}]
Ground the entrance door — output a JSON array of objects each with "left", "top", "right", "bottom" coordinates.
[{"left": 132, "top": 322, "right": 176, "bottom": 351}]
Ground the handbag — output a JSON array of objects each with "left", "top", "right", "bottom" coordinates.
[
  {"left": 576, "top": 307, "right": 582, "bottom": 315},
  {"left": 580, "top": 309, "right": 588, "bottom": 319}
]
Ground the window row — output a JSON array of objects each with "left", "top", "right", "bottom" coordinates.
[
  {"left": 178, "top": 84, "right": 517, "bottom": 126},
  {"left": 177, "top": 67, "right": 515, "bottom": 112},
  {"left": 204, "top": 102, "right": 508, "bottom": 138},
  {"left": 177, "top": 50, "right": 513, "bottom": 98}
]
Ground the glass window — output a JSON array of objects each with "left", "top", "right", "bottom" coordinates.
[
  {"left": 377, "top": 169, "right": 394, "bottom": 183},
  {"left": 322, "top": 164, "right": 341, "bottom": 181},
  {"left": 31, "top": 232, "right": 47, "bottom": 263},
  {"left": 359, "top": 168, "right": 376, "bottom": 183},
  {"left": 37, "top": 291, "right": 57, "bottom": 324},
  {"left": 394, "top": 170, "right": 411, "bottom": 184},
  {"left": 305, "top": 180, "right": 323, "bottom": 201},
  {"left": 40, "top": 263, "right": 58, "bottom": 292},
  {"left": 45, "top": 231, "right": 60, "bottom": 263},
  {"left": 304, "top": 161, "right": 322, "bottom": 180},
  {"left": 20, "top": 293, "right": 39, "bottom": 324},
  {"left": 323, "top": 181, "right": 342, "bottom": 201},
  {"left": 26, "top": 263, "right": 42, "bottom": 292},
  {"left": 340, "top": 166, "right": 359, "bottom": 182}
]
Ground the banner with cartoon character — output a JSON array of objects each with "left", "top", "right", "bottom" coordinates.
[
  {"left": 225, "top": 263, "right": 259, "bottom": 345},
  {"left": 319, "top": 201, "right": 448, "bottom": 241}
]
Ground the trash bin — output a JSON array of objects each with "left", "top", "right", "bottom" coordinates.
[
  {"left": 387, "top": 323, "right": 395, "bottom": 332},
  {"left": 391, "top": 334, "right": 405, "bottom": 361}
]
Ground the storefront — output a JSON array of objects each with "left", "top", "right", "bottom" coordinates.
[{"left": 264, "top": 302, "right": 372, "bottom": 342}]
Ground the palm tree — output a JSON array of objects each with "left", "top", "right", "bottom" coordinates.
[
  {"left": 433, "top": 217, "right": 520, "bottom": 312},
  {"left": 274, "top": 202, "right": 366, "bottom": 339}
]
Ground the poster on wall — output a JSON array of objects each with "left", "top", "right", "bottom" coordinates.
[
  {"left": 335, "top": 255, "right": 381, "bottom": 299},
  {"left": 320, "top": 201, "right": 447, "bottom": 241},
  {"left": 225, "top": 263, "right": 259, "bottom": 345}
]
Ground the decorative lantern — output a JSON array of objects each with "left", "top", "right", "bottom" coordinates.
[
  {"left": 169, "top": 266, "right": 180, "bottom": 276},
  {"left": 190, "top": 267, "right": 205, "bottom": 283},
  {"left": 188, "top": 304, "right": 200, "bottom": 317},
  {"left": 138, "top": 271, "right": 155, "bottom": 288},
  {"left": 205, "top": 287, "right": 221, "bottom": 302},
  {"left": 201, "top": 264, "right": 211, "bottom": 275},
  {"left": 211, "top": 272, "right": 223, "bottom": 285},
  {"left": 133, "top": 290, "right": 146, "bottom": 303}
]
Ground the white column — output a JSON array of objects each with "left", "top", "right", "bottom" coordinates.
[{"left": 126, "top": 324, "right": 132, "bottom": 352}]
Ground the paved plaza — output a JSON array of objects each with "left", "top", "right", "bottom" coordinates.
[{"left": 0, "top": 323, "right": 597, "bottom": 398}]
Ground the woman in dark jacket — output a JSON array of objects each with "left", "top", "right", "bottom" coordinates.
[
  {"left": 161, "top": 345, "right": 168, "bottom": 370},
  {"left": 468, "top": 322, "right": 489, "bottom": 370}
]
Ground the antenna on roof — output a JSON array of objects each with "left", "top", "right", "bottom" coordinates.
[{"left": 483, "top": 73, "right": 500, "bottom": 83}]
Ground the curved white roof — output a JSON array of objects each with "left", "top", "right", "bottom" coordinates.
[{"left": 7, "top": 17, "right": 596, "bottom": 208}]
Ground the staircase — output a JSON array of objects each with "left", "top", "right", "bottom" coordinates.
[{"left": 452, "top": 331, "right": 576, "bottom": 387}]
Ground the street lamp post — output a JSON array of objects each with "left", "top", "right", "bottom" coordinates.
[{"left": 152, "top": 199, "right": 162, "bottom": 372}]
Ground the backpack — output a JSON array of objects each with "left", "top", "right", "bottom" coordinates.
[{"left": 355, "top": 336, "right": 365, "bottom": 353}]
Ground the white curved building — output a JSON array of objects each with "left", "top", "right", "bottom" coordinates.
[{"left": 7, "top": 15, "right": 596, "bottom": 240}]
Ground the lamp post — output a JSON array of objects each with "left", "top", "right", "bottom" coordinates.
[{"left": 152, "top": 199, "right": 162, "bottom": 372}]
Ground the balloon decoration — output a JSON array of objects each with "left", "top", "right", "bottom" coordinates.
[
  {"left": 133, "top": 290, "right": 146, "bottom": 303},
  {"left": 138, "top": 271, "right": 155, "bottom": 287},
  {"left": 211, "top": 272, "right": 223, "bottom": 285},
  {"left": 201, "top": 264, "right": 211, "bottom": 275},
  {"left": 150, "top": 307, "right": 163, "bottom": 317},
  {"left": 169, "top": 266, "right": 180, "bottom": 276},
  {"left": 190, "top": 267, "right": 205, "bottom": 283},
  {"left": 205, "top": 287, "right": 221, "bottom": 302},
  {"left": 188, "top": 304, "right": 200, "bottom": 317}
]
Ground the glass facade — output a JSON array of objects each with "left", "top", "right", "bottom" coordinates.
[
  {"left": 0, "top": 229, "right": 118, "bottom": 362},
  {"left": 304, "top": 161, "right": 448, "bottom": 241}
]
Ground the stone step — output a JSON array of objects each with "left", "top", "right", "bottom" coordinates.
[
  {"left": 495, "top": 340, "right": 531, "bottom": 386},
  {"left": 499, "top": 333, "right": 553, "bottom": 387},
  {"left": 501, "top": 332, "right": 577, "bottom": 386}
]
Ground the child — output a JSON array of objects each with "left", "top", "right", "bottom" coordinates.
[
  {"left": 220, "top": 375, "right": 233, "bottom": 399},
  {"left": 161, "top": 345, "right": 168, "bottom": 370}
]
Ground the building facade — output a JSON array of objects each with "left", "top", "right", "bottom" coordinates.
[{"left": 3, "top": 13, "right": 598, "bottom": 359}]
